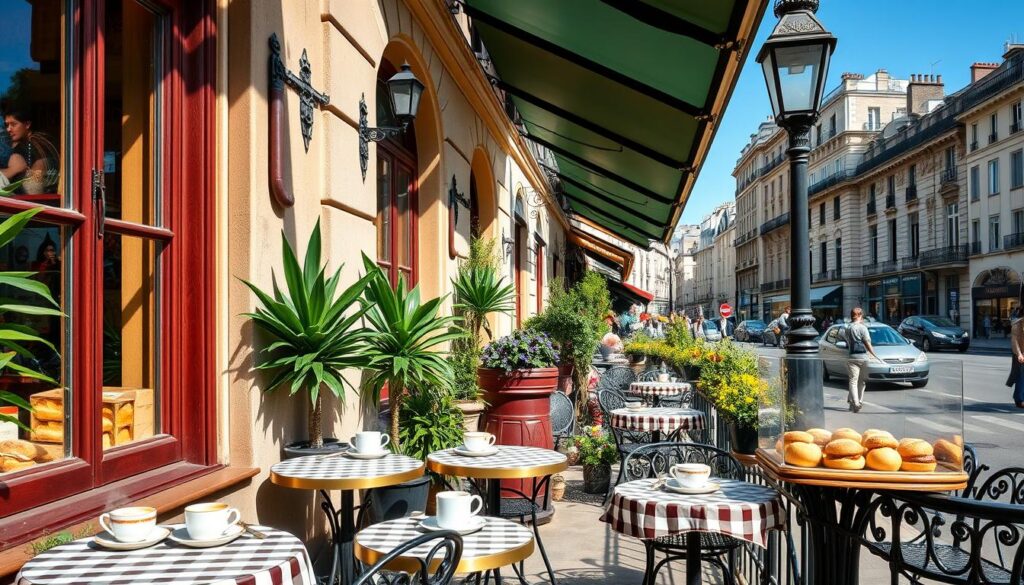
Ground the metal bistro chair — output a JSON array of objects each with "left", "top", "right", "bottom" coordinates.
[
  {"left": 598, "top": 388, "right": 652, "bottom": 504},
  {"left": 622, "top": 442, "right": 746, "bottom": 585},
  {"left": 596, "top": 365, "right": 637, "bottom": 395},
  {"left": 550, "top": 392, "right": 575, "bottom": 451},
  {"left": 354, "top": 530, "right": 463, "bottom": 585}
]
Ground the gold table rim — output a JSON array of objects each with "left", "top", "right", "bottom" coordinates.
[
  {"left": 354, "top": 524, "right": 535, "bottom": 574},
  {"left": 270, "top": 460, "right": 426, "bottom": 490},
  {"left": 426, "top": 449, "right": 567, "bottom": 480}
]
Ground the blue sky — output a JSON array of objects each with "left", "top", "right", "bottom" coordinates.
[{"left": 680, "top": 0, "right": 1024, "bottom": 227}]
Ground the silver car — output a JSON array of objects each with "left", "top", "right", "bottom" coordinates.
[
  {"left": 819, "top": 323, "right": 929, "bottom": 388},
  {"left": 702, "top": 320, "right": 722, "bottom": 342}
]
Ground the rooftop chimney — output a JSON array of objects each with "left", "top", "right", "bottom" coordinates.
[
  {"left": 1005, "top": 43, "right": 1024, "bottom": 61},
  {"left": 907, "top": 73, "right": 945, "bottom": 116},
  {"left": 875, "top": 69, "right": 890, "bottom": 91},
  {"left": 971, "top": 62, "right": 1000, "bottom": 83}
]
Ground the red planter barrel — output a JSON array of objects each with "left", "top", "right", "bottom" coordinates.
[
  {"left": 479, "top": 367, "right": 558, "bottom": 501},
  {"left": 557, "top": 363, "right": 574, "bottom": 394}
]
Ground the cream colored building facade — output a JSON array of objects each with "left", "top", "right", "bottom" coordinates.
[
  {"left": 674, "top": 225, "right": 700, "bottom": 310},
  {"left": 690, "top": 203, "right": 735, "bottom": 317}
]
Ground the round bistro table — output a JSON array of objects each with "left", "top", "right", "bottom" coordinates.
[
  {"left": 354, "top": 516, "right": 534, "bottom": 577},
  {"left": 270, "top": 452, "right": 424, "bottom": 585},
  {"left": 16, "top": 526, "right": 315, "bottom": 585},
  {"left": 628, "top": 381, "right": 691, "bottom": 406},
  {"left": 427, "top": 446, "right": 566, "bottom": 584},
  {"left": 610, "top": 406, "right": 705, "bottom": 443},
  {"left": 602, "top": 478, "right": 786, "bottom": 585}
]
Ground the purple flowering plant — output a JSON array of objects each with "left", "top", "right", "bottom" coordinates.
[{"left": 480, "top": 329, "right": 559, "bottom": 372}]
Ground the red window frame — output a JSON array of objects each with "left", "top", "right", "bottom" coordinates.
[
  {"left": 535, "top": 234, "right": 545, "bottom": 314},
  {"left": 376, "top": 141, "right": 419, "bottom": 287},
  {"left": 0, "top": 0, "right": 216, "bottom": 546}
]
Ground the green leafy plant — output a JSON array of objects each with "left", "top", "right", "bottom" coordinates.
[
  {"left": 360, "top": 254, "right": 463, "bottom": 451},
  {"left": 575, "top": 425, "right": 618, "bottom": 466},
  {"left": 241, "top": 221, "right": 374, "bottom": 449},
  {"left": 574, "top": 271, "right": 612, "bottom": 337},
  {"left": 0, "top": 206, "right": 62, "bottom": 431},
  {"left": 480, "top": 330, "right": 558, "bottom": 372},
  {"left": 27, "top": 524, "right": 92, "bottom": 556},
  {"left": 398, "top": 388, "right": 464, "bottom": 465}
]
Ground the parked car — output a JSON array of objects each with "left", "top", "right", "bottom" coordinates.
[
  {"left": 897, "top": 315, "right": 970, "bottom": 352},
  {"left": 762, "top": 319, "right": 785, "bottom": 347},
  {"left": 702, "top": 320, "right": 722, "bottom": 342},
  {"left": 819, "top": 322, "right": 929, "bottom": 388},
  {"left": 734, "top": 319, "right": 767, "bottom": 343}
]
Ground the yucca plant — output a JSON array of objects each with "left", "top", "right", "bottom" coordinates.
[
  {"left": 360, "top": 254, "right": 464, "bottom": 452},
  {"left": 452, "top": 266, "right": 515, "bottom": 343},
  {"left": 242, "top": 221, "right": 374, "bottom": 449},
  {"left": 0, "top": 205, "right": 63, "bottom": 431}
]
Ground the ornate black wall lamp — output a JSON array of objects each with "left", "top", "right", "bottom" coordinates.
[
  {"left": 268, "top": 33, "right": 330, "bottom": 207},
  {"left": 359, "top": 63, "right": 425, "bottom": 180},
  {"left": 448, "top": 175, "right": 470, "bottom": 259}
]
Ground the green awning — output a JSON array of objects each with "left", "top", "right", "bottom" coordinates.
[{"left": 464, "top": 0, "right": 768, "bottom": 247}]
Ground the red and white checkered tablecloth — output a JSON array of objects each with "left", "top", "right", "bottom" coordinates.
[
  {"left": 610, "top": 407, "right": 705, "bottom": 434},
  {"left": 628, "top": 381, "right": 690, "bottom": 398},
  {"left": 601, "top": 478, "right": 785, "bottom": 548}
]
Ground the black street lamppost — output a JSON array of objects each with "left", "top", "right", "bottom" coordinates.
[{"left": 757, "top": 0, "right": 836, "bottom": 427}]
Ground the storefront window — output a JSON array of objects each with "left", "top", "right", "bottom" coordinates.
[{"left": 375, "top": 73, "right": 417, "bottom": 287}]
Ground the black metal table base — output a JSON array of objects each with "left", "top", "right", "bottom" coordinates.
[
  {"left": 318, "top": 489, "right": 358, "bottom": 585},
  {"left": 790, "top": 484, "right": 876, "bottom": 585}
]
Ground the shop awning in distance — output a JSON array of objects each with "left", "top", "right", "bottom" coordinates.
[
  {"left": 608, "top": 279, "right": 655, "bottom": 308},
  {"left": 568, "top": 226, "right": 635, "bottom": 280},
  {"left": 465, "top": 0, "right": 768, "bottom": 247}
]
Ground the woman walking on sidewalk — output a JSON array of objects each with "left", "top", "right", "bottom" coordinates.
[{"left": 1007, "top": 307, "right": 1024, "bottom": 408}]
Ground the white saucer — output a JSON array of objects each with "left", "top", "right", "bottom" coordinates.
[
  {"left": 625, "top": 404, "right": 646, "bottom": 411},
  {"left": 92, "top": 526, "right": 170, "bottom": 551},
  {"left": 453, "top": 446, "right": 499, "bottom": 457},
  {"left": 345, "top": 449, "right": 389, "bottom": 460},
  {"left": 418, "top": 515, "right": 486, "bottom": 535},
  {"left": 167, "top": 524, "right": 244, "bottom": 548},
  {"left": 663, "top": 479, "right": 720, "bottom": 495}
]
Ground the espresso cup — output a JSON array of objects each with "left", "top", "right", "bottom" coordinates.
[
  {"left": 670, "top": 463, "right": 712, "bottom": 488},
  {"left": 184, "top": 503, "right": 241, "bottom": 540},
  {"left": 463, "top": 432, "right": 496, "bottom": 452},
  {"left": 436, "top": 490, "right": 483, "bottom": 530},
  {"left": 658, "top": 373, "right": 671, "bottom": 382},
  {"left": 99, "top": 506, "right": 157, "bottom": 543},
  {"left": 351, "top": 431, "right": 390, "bottom": 454}
]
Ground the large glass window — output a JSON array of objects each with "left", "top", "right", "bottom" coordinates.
[
  {"left": 989, "top": 159, "right": 1000, "bottom": 195},
  {"left": 375, "top": 73, "right": 417, "bottom": 287}
]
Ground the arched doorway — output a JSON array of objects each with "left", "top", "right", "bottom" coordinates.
[
  {"left": 470, "top": 147, "right": 497, "bottom": 241},
  {"left": 375, "top": 62, "right": 417, "bottom": 287},
  {"left": 971, "top": 267, "right": 1021, "bottom": 338}
]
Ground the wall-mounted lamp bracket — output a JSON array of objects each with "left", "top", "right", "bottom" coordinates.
[{"left": 358, "top": 95, "right": 408, "bottom": 180}]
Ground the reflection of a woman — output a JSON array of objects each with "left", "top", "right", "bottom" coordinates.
[{"left": 1, "top": 110, "right": 59, "bottom": 193}]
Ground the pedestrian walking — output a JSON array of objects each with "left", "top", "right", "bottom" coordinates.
[
  {"left": 984, "top": 313, "right": 992, "bottom": 339},
  {"left": 692, "top": 315, "right": 706, "bottom": 340},
  {"left": 845, "top": 307, "right": 880, "bottom": 413},
  {"left": 1007, "top": 307, "right": 1024, "bottom": 408},
  {"left": 778, "top": 306, "right": 791, "bottom": 345}
]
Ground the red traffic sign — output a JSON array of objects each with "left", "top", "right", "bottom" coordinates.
[{"left": 719, "top": 303, "right": 733, "bottom": 318}]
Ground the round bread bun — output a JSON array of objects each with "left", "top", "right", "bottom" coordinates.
[
  {"left": 806, "top": 428, "right": 832, "bottom": 446},
  {"left": 866, "top": 447, "right": 902, "bottom": 471},
  {"left": 900, "top": 458, "right": 937, "bottom": 472},
  {"left": 775, "top": 438, "right": 784, "bottom": 453},
  {"left": 897, "top": 438, "right": 933, "bottom": 459},
  {"left": 824, "top": 438, "right": 866, "bottom": 457},
  {"left": 784, "top": 442, "right": 822, "bottom": 468},
  {"left": 832, "top": 428, "right": 863, "bottom": 443},
  {"left": 783, "top": 430, "right": 814, "bottom": 444},
  {"left": 933, "top": 439, "right": 963, "bottom": 466},
  {"left": 862, "top": 434, "right": 899, "bottom": 450},
  {"left": 823, "top": 455, "right": 866, "bottom": 470},
  {"left": 952, "top": 434, "right": 964, "bottom": 448},
  {"left": 863, "top": 428, "right": 893, "bottom": 438}
]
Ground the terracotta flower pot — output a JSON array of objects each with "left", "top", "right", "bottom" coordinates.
[
  {"left": 557, "top": 363, "right": 575, "bottom": 394},
  {"left": 454, "top": 400, "right": 485, "bottom": 433},
  {"left": 550, "top": 474, "right": 566, "bottom": 501},
  {"left": 582, "top": 464, "right": 611, "bottom": 494}
]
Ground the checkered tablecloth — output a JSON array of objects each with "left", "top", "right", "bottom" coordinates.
[
  {"left": 16, "top": 526, "right": 314, "bottom": 585},
  {"left": 428, "top": 446, "right": 566, "bottom": 477},
  {"left": 271, "top": 452, "right": 422, "bottom": 483},
  {"left": 610, "top": 407, "right": 705, "bottom": 434},
  {"left": 355, "top": 516, "right": 532, "bottom": 571},
  {"left": 601, "top": 478, "right": 785, "bottom": 548},
  {"left": 628, "top": 381, "right": 691, "bottom": 398}
]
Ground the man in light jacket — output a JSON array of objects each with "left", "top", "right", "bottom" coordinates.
[{"left": 845, "top": 307, "right": 880, "bottom": 413}]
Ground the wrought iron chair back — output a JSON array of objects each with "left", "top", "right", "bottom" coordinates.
[
  {"left": 635, "top": 369, "right": 660, "bottom": 382},
  {"left": 597, "top": 366, "right": 636, "bottom": 392},
  {"left": 353, "top": 530, "right": 463, "bottom": 585},
  {"left": 622, "top": 442, "right": 744, "bottom": 482},
  {"left": 597, "top": 389, "right": 649, "bottom": 443},
  {"left": 550, "top": 391, "right": 575, "bottom": 450}
]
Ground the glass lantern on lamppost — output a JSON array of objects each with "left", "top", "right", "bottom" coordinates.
[{"left": 756, "top": 0, "right": 836, "bottom": 426}]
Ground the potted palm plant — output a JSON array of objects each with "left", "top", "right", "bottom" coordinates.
[{"left": 243, "top": 221, "right": 373, "bottom": 457}]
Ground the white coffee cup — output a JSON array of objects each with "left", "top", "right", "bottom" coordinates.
[
  {"left": 351, "top": 431, "right": 390, "bottom": 454},
  {"left": 658, "top": 373, "right": 671, "bottom": 382},
  {"left": 670, "top": 463, "right": 712, "bottom": 488},
  {"left": 463, "top": 432, "right": 496, "bottom": 452},
  {"left": 436, "top": 490, "right": 483, "bottom": 530},
  {"left": 184, "top": 502, "right": 241, "bottom": 540},
  {"left": 98, "top": 506, "right": 157, "bottom": 543}
]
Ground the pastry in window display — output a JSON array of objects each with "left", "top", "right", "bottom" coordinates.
[
  {"left": 865, "top": 447, "right": 902, "bottom": 471},
  {"left": 0, "top": 439, "right": 54, "bottom": 473},
  {"left": 933, "top": 438, "right": 963, "bottom": 467},
  {"left": 822, "top": 439, "right": 867, "bottom": 470},
  {"left": 781, "top": 431, "right": 822, "bottom": 468},
  {"left": 806, "top": 428, "right": 831, "bottom": 447},
  {"left": 898, "top": 439, "right": 937, "bottom": 472},
  {"left": 831, "top": 428, "right": 862, "bottom": 444}
]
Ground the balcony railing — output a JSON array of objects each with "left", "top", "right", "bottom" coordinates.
[
  {"left": 863, "top": 260, "right": 898, "bottom": 277},
  {"left": 941, "top": 167, "right": 958, "bottom": 184},
  {"left": 867, "top": 200, "right": 877, "bottom": 215},
  {"left": 1013, "top": 122, "right": 1022, "bottom": 135},
  {"left": 812, "top": 269, "right": 842, "bottom": 283},
  {"left": 759, "top": 278, "right": 790, "bottom": 293},
  {"left": 919, "top": 244, "right": 970, "bottom": 267},
  {"left": 971, "top": 241, "right": 983, "bottom": 255},
  {"left": 971, "top": 140, "right": 979, "bottom": 151},
  {"left": 885, "top": 194, "right": 896, "bottom": 209},
  {"left": 759, "top": 212, "right": 790, "bottom": 236},
  {"left": 1006, "top": 232, "right": 1024, "bottom": 250},
  {"left": 809, "top": 170, "right": 856, "bottom": 197},
  {"left": 905, "top": 184, "right": 918, "bottom": 202},
  {"left": 901, "top": 255, "right": 920, "bottom": 270},
  {"left": 990, "top": 132, "right": 999, "bottom": 144}
]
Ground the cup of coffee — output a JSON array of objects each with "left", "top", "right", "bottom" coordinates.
[
  {"left": 436, "top": 490, "right": 483, "bottom": 530},
  {"left": 463, "top": 432, "right": 496, "bottom": 452},
  {"left": 658, "top": 373, "right": 670, "bottom": 382},
  {"left": 98, "top": 506, "right": 157, "bottom": 543},
  {"left": 184, "top": 503, "right": 241, "bottom": 540},
  {"left": 351, "top": 431, "right": 390, "bottom": 454},
  {"left": 670, "top": 463, "right": 711, "bottom": 488}
]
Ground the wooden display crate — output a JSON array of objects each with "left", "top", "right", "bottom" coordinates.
[{"left": 29, "top": 387, "right": 154, "bottom": 448}]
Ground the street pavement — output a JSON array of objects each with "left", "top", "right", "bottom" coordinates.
[{"left": 747, "top": 341, "right": 1024, "bottom": 473}]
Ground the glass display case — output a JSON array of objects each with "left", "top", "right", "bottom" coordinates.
[{"left": 757, "top": 347, "right": 967, "bottom": 489}]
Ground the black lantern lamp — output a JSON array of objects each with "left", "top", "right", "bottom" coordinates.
[
  {"left": 358, "top": 63, "right": 425, "bottom": 179},
  {"left": 756, "top": 0, "right": 836, "bottom": 426}
]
